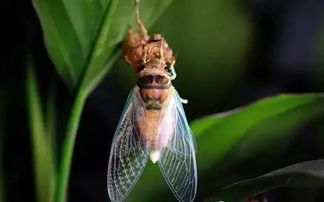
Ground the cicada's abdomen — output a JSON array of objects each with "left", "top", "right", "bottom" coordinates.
[{"left": 135, "top": 85, "right": 175, "bottom": 163}]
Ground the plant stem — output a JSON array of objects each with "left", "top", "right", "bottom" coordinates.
[
  {"left": 54, "top": 88, "right": 87, "bottom": 202},
  {"left": 54, "top": 1, "right": 121, "bottom": 201}
]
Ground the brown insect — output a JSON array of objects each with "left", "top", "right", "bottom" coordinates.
[{"left": 107, "top": 2, "right": 197, "bottom": 202}]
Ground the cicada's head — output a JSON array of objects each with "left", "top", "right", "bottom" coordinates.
[
  {"left": 136, "top": 58, "right": 173, "bottom": 89},
  {"left": 136, "top": 59, "right": 174, "bottom": 109}
]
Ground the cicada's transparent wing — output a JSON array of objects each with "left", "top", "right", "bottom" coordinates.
[
  {"left": 107, "top": 89, "right": 148, "bottom": 202},
  {"left": 158, "top": 90, "right": 197, "bottom": 202}
]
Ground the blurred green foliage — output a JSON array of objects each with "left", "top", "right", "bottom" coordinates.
[
  {"left": 218, "top": 159, "right": 324, "bottom": 201},
  {"left": 193, "top": 94, "right": 324, "bottom": 171},
  {"left": 26, "top": 67, "right": 56, "bottom": 202},
  {"left": 314, "top": 29, "right": 324, "bottom": 87}
]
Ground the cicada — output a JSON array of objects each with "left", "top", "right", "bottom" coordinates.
[{"left": 107, "top": 2, "right": 197, "bottom": 202}]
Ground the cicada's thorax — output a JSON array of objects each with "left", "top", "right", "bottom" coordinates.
[{"left": 135, "top": 60, "right": 175, "bottom": 162}]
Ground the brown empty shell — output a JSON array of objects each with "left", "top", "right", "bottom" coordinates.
[{"left": 123, "top": 29, "right": 175, "bottom": 72}]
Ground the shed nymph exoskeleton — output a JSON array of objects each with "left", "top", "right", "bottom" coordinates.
[{"left": 107, "top": 1, "right": 197, "bottom": 202}]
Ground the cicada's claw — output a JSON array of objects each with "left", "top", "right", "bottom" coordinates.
[
  {"left": 170, "top": 65, "right": 177, "bottom": 80},
  {"left": 180, "top": 97, "right": 188, "bottom": 104}
]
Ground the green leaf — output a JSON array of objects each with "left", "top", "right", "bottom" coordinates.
[
  {"left": 45, "top": 82, "right": 57, "bottom": 165},
  {"left": 26, "top": 66, "right": 56, "bottom": 202},
  {"left": 191, "top": 94, "right": 324, "bottom": 172},
  {"left": 129, "top": 94, "right": 324, "bottom": 201},
  {"left": 33, "top": 0, "right": 174, "bottom": 95},
  {"left": 218, "top": 159, "right": 324, "bottom": 201}
]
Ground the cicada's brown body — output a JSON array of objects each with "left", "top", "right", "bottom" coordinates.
[
  {"left": 107, "top": 3, "right": 197, "bottom": 202},
  {"left": 123, "top": 14, "right": 177, "bottom": 161},
  {"left": 134, "top": 84, "right": 175, "bottom": 154}
]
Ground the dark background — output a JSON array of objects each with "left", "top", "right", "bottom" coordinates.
[{"left": 2, "top": 0, "right": 324, "bottom": 201}]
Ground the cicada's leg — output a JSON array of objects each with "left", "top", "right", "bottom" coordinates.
[
  {"left": 170, "top": 65, "right": 177, "bottom": 80},
  {"left": 135, "top": 0, "right": 149, "bottom": 39},
  {"left": 180, "top": 97, "right": 188, "bottom": 104},
  {"left": 142, "top": 45, "right": 148, "bottom": 64},
  {"left": 160, "top": 40, "right": 165, "bottom": 64}
]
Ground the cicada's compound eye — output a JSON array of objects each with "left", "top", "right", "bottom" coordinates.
[
  {"left": 164, "top": 64, "right": 176, "bottom": 80},
  {"left": 138, "top": 75, "right": 154, "bottom": 85},
  {"left": 154, "top": 75, "right": 169, "bottom": 85},
  {"left": 164, "top": 66, "right": 171, "bottom": 74},
  {"left": 137, "top": 65, "right": 145, "bottom": 72}
]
